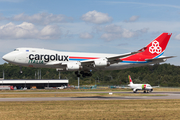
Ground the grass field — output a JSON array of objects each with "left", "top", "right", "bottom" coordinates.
[
  {"left": 0, "top": 88, "right": 179, "bottom": 119},
  {"left": 0, "top": 100, "right": 180, "bottom": 120},
  {"left": 153, "top": 87, "right": 180, "bottom": 91}
]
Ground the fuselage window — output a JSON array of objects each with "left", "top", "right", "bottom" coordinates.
[{"left": 14, "top": 49, "right": 19, "bottom": 51}]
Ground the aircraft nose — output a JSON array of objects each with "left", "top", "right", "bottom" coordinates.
[
  {"left": 2, "top": 54, "right": 9, "bottom": 61},
  {"left": 2, "top": 53, "right": 14, "bottom": 62}
]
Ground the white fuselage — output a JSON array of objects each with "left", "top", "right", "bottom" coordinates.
[{"left": 128, "top": 83, "right": 153, "bottom": 92}]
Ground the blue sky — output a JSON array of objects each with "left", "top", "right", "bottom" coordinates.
[{"left": 0, "top": 0, "right": 180, "bottom": 65}]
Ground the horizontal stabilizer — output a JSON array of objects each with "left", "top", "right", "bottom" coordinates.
[{"left": 145, "top": 56, "right": 176, "bottom": 61}]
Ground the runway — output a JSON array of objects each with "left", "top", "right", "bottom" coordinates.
[{"left": 0, "top": 91, "right": 180, "bottom": 101}]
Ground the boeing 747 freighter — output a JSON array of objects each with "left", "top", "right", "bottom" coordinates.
[{"left": 2, "top": 33, "right": 174, "bottom": 77}]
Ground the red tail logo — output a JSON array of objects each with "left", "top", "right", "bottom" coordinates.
[{"left": 149, "top": 40, "right": 162, "bottom": 54}]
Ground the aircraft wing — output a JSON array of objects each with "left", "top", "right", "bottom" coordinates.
[
  {"left": 80, "top": 52, "right": 135, "bottom": 66},
  {"left": 81, "top": 47, "right": 147, "bottom": 65}
]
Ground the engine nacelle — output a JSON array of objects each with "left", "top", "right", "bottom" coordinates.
[
  {"left": 66, "top": 63, "right": 82, "bottom": 71},
  {"left": 94, "top": 58, "right": 110, "bottom": 67}
]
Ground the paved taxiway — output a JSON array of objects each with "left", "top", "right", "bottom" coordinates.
[
  {"left": 0, "top": 91, "right": 180, "bottom": 101},
  {"left": 0, "top": 91, "right": 178, "bottom": 94}
]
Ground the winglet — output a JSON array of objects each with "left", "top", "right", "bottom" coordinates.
[{"left": 138, "top": 47, "right": 147, "bottom": 53}]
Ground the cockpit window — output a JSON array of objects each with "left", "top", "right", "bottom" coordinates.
[{"left": 14, "top": 49, "right": 19, "bottom": 51}]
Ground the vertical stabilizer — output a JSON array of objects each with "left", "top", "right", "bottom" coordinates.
[
  {"left": 128, "top": 75, "right": 133, "bottom": 84},
  {"left": 141, "top": 33, "right": 172, "bottom": 57},
  {"left": 122, "top": 33, "right": 172, "bottom": 61}
]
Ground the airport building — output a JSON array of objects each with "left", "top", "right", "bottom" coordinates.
[{"left": 0, "top": 79, "right": 69, "bottom": 89}]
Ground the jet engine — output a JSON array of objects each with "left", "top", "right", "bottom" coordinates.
[
  {"left": 66, "top": 63, "right": 82, "bottom": 71},
  {"left": 93, "top": 58, "right": 110, "bottom": 67}
]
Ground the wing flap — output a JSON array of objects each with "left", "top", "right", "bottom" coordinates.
[
  {"left": 45, "top": 61, "right": 63, "bottom": 65},
  {"left": 80, "top": 59, "right": 95, "bottom": 65}
]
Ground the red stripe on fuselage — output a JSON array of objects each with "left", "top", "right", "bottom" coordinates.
[{"left": 69, "top": 56, "right": 99, "bottom": 59}]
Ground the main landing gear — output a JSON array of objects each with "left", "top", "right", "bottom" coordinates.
[
  {"left": 75, "top": 71, "right": 92, "bottom": 77},
  {"left": 19, "top": 66, "right": 23, "bottom": 73},
  {"left": 143, "top": 90, "right": 153, "bottom": 93}
]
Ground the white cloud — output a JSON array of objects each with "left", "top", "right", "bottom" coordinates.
[
  {"left": 0, "top": 22, "right": 61, "bottom": 40},
  {"left": 138, "top": 28, "right": 149, "bottom": 33},
  {"left": 103, "top": 24, "right": 123, "bottom": 33},
  {"left": 81, "top": 10, "right": 112, "bottom": 24},
  {"left": 124, "top": 16, "right": 139, "bottom": 22},
  {"left": 101, "top": 33, "right": 121, "bottom": 41},
  {"left": 40, "top": 25, "right": 61, "bottom": 39},
  {"left": 97, "top": 24, "right": 148, "bottom": 41},
  {"left": 0, "top": 14, "right": 5, "bottom": 20},
  {"left": 174, "top": 34, "right": 180, "bottom": 40},
  {"left": 12, "top": 12, "right": 72, "bottom": 25},
  {"left": 117, "top": 21, "right": 180, "bottom": 32},
  {"left": 79, "top": 33, "right": 93, "bottom": 39}
]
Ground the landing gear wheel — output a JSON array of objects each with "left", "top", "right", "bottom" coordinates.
[
  {"left": 75, "top": 71, "right": 78, "bottom": 75},
  {"left": 80, "top": 71, "right": 92, "bottom": 77},
  {"left": 75, "top": 71, "right": 81, "bottom": 77},
  {"left": 82, "top": 74, "right": 86, "bottom": 78},
  {"left": 133, "top": 90, "right": 137, "bottom": 93},
  {"left": 80, "top": 71, "right": 84, "bottom": 74},
  {"left": 89, "top": 73, "right": 92, "bottom": 76}
]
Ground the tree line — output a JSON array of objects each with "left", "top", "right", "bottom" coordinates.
[{"left": 0, "top": 63, "right": 180, "bottom": 87}]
